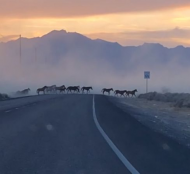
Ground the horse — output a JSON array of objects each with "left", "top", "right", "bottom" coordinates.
[
  {"left": 59, "top": 87, "right": 66, "bottom": 93},
  {"left": 81, "top": 87, "right": 93, "bottom": 94},
  {"left": 66, "top": 86, "right": 80, "bottom": 93},
  {"left": 37, "top": 86, "right": 47, "bottom": 95},
  {"left": 74, "top": 86, "right": 80, "bottom": 93},
  {"left": 16, "top": 88, "right": 30, "bottom": 95},
  {"left": 114, "top": 90, "right": 127, "bottom": 97},
  {"left": 55, "top": 85, "right": 66, "bottom": 94},
  {"left": 102, "top": 88, "right": 113, "bottom": 95},
  {"left": 126, "top": 89, "right": 138, "bottom": 97},
  {"left": 21, "top": 88, "right": 30, "bottom": 94},
  {"left": 46, "top": 85, "right": 56, "bottom": 94}
]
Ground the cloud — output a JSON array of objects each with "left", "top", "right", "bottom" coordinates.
[
  {"left": 0, "top": 0, "right": 190, "bottom": 18},
  {"left": 87, "top": 28, "right": 190, "bottom": 47}
]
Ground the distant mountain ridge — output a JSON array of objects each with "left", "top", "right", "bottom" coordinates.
[{"left": 1, "top": 29, "right": 190, "bottom": 71}]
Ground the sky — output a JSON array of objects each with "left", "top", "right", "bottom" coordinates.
[
  {"left": 1, "top": 0, "right": 190, "bottom": 47},
  {"left": 1, "top": 0, "right": 190, "bottom": 94}
]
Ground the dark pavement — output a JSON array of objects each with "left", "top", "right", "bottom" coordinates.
[
  {"left": 0, "top": 94, "right": 129, "bottom": 174},
  {"left": 0, "top": 94, "right": 190, "bottom": 174}
]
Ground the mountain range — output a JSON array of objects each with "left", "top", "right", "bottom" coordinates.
[
  {"left": 0, "top": 29, "right": 190, "bottom": 93},
  {"left": 1, "top": 29, "right": 190, "bottom": 71}
]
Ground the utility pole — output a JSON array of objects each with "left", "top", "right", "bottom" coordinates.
[
  {"left": 35, "top": 47, "right": 37, "bottom": 63},
  {"left": 19, "top": 35, "right": 21, "bottom": 64},
  {"left": 0, "top": 35, "right": 3, "bottom": 58},
  {"left": 0, "top": 34, "right": 3, "bottom": 57}
]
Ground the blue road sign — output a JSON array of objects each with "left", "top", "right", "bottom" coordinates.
[{"left": 144, "top": 71, "right": 150, "bottom": 79}]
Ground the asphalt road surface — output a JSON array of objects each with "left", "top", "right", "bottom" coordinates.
[{"left": 0, "top": 94, "right": 190, "bottom": 174}]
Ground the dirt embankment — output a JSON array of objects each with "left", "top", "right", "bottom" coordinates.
[
  {"left": 138, "top": 92, "right": 190, "bottom": 108},
  {"left": 110, "top": 95, "right": 190, "bottom": 149}
]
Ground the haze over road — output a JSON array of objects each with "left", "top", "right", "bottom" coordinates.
[{"left": 0, "top": 94, "right": 190, "bottom": 174}]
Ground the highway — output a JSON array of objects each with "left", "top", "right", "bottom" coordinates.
[{"left": 0, "top": 94, "right": 190, "bottom": 174}]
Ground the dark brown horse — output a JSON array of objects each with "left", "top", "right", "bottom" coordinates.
[
  {"left": 37, "top": 86, "right": 47, "bottom": 95},
  {"left": 81, "top": 87, "right": 93, "bottom": 94},
  {"left": 114, "top": 90, "right": 127, "bottom": 97},
  {"left": 55, "top": 85, "right": 66, "bottom": 93},
  {"left": 66, "top": 86, "right": 80, "bottom": 93},
  {"left": 59, "top": 87, "right": 66, "bottom": 93},
  {"left": 126, "top": 89, "right": 138, "bottom": 97},
  {"left": 102, "top": 88, "right": 113, "bottom": 95}
]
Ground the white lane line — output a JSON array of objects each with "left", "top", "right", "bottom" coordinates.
[
  {"left": 5, "top": 110, "right": 11, "bottom": 113},
  {"left": 92, "top": 95, "right": 140, "bottom": 174}
]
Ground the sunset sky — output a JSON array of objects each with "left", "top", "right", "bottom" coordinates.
[{"left": 1, "top": 0, "right": 190, "bottom": 47}]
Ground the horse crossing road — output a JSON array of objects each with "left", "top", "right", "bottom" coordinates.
[{"left": 0, "top": 94, "right": 190, "bottom": 174}]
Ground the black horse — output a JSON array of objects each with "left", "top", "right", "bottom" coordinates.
[
  {"left": 126, "top": 89, "right": 138, "bottom": 97},
  {"left": 66, "top": 86, "right": 80, "bottom": 93},
  {"left": 55, "top": 85, "right": 66, "bottom": 93},
  {"left": 59, "top": 87, "right": 66, "bottom": 93},
  {"left": 81, "top": 87, "right": 93, "bottom": 94},
  {"left": 114, "top": 90, "right": 127, "bottom": 97},
  {"left": 37, "top": 86, "right": 47, "bottom": 95},
  {"left": 102, "top": 88, "right": 113, "bottom": 95}
]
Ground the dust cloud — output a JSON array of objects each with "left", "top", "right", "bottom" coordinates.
[{"left": 0, "top": 42, "right": 190, "bottom": 96}]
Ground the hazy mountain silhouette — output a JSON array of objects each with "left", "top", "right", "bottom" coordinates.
[{"left": 1, "top": 29, "right": 190, "bottom": 71}]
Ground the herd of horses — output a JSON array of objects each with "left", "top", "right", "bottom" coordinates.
[
  {"left": 36, "top": 85, "right": 92, "bottom": 95},
  {"left": 16, "top": 85, "right": 138, "bottom": 97},
  {"left": 102, "top": 88, "right": 138, "bottom": 97}
]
